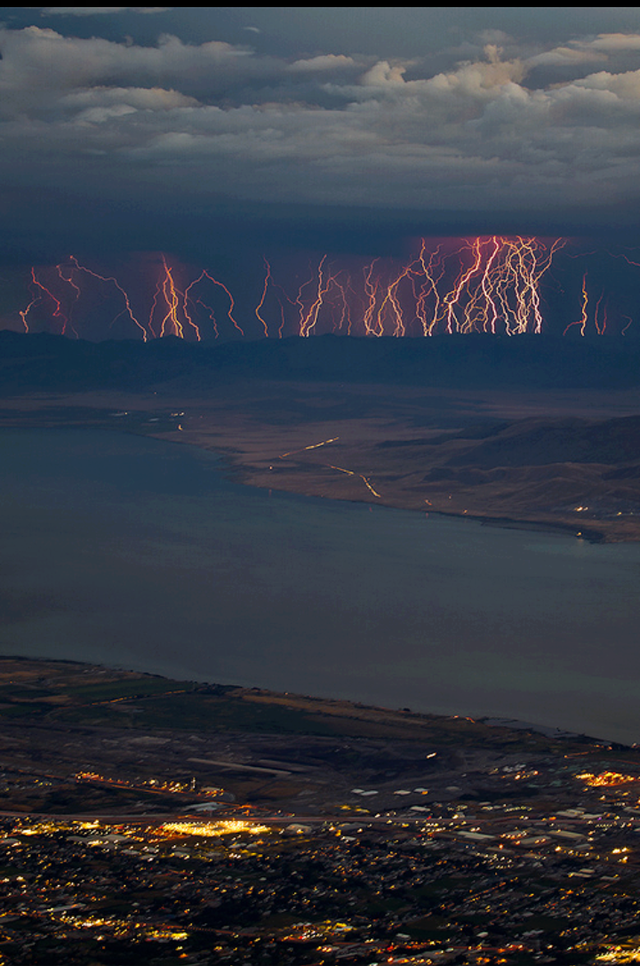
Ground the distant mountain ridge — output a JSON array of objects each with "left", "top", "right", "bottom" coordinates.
[{"left": 1, "top": 330, "right": 640, "bottom": 394}]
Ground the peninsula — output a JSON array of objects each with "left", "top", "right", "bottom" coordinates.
[{"left": 3, "top": 332, "right": 640, "bottom": 542}]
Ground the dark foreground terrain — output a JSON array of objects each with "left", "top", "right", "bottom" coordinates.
[{"left": 1, "top": 658, "right": 640, "bottom": 964}]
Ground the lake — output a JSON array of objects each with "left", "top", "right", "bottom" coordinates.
[{"left": 1, "top": 427, "right": 639, "bottom": 744}]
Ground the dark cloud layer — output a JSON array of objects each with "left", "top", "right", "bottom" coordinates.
[{"left": 2, "top": 7, "right": 640, "bottom": 264}]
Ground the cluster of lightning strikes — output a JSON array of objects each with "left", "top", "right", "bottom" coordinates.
[
  {"left": 18, "top": 254, "right": 244, "bottom": 343},
  {"left": 12, "top": 237, "right": 636, "bottom": 341}
]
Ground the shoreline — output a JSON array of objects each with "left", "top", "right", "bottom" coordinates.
[
  {"left": 0, "top": 413, "right": 614, "bottom": 544},
  {"left": 0, "top": 654, "right": 624, "bottom": 749},
  {"left": 183, "top": 438, "right": 611, "bottom": 545},
  {"left": 1, "top": 386, "right": 640, "bottom": 543},
  {"left": 1, "top": 653, "right": 626, "bottom": 751},
  {"left": 0, "top": 420, "right": 639, "bottom": 745}
]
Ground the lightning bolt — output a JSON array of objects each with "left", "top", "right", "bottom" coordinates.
[
  {"left": 563, "top": 273, "right": 589, "bottom": 337},
  {"left": 69, "top": 255, "right": 148, "bottom": 341},
  {"left": 254, "top": 257, "right": 271, "bottom": 338}
]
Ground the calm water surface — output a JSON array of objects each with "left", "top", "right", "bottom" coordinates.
[{"left": 1, "top": 428, "right": 640, "bottom": 744}]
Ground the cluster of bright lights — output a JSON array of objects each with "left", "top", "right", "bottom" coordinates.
[
  {"left": 285, "top": 920, "right": 353, "bottom": 942},
  {"left": 55, "top": 913, "right": 121, "bottom": 930},
  {"left": 49, "top": 911, "right": 188, "bottom": 943},
  {"left": 17, "top": 821, "right": 71, "bottom": 835},
  {"left": 576, "top": 771, "right": 638, "bottom": 787},
  {"left": 161, "top": 820, "right": 270, "bottom": 837},
  {"left": 140, "top": 777, "right": 192, "bottom": 793},
  {"left": 76, "top": 771, "right": 207, "bottom": 796},
  {"left": 144, "top": 928, "right": 189, "bottom": 941},
  {"left": 596, "top": 948, "right": 640, "bottom": 963}
]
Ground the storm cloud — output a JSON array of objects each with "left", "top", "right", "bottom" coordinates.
[{"left": 2, "top": 7, "right": 640, "bottom": 262}]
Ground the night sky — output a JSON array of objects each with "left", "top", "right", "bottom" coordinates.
[{"left": 4, "top": 7, "right": 640, "bottom": 339}]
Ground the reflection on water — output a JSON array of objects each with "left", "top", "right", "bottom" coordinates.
[{"left": 2, "top": 428, "right": 640, "bottom": 744}]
